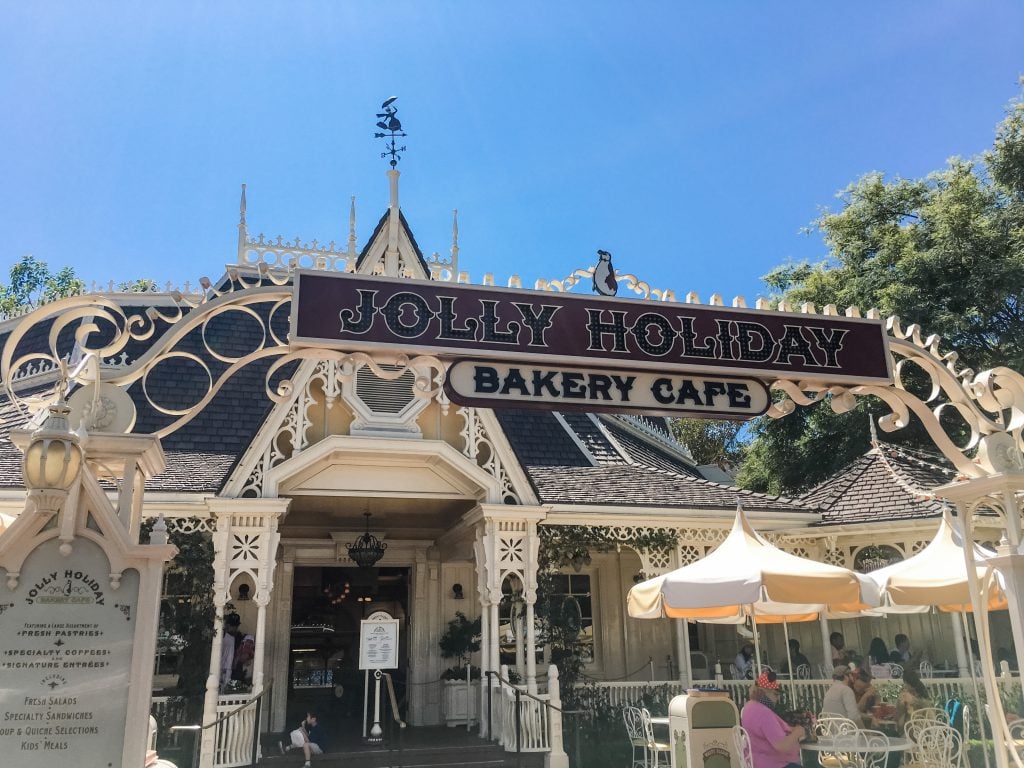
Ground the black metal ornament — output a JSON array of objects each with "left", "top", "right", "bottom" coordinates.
[{"left": 374, "top": 96, "right": 407, "bottom": 169}]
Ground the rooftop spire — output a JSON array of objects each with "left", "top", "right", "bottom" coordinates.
[
  {"left": 450, "top": 209, "right": 460, "bottom": 276},
  {"left": 347, "top": 195, "right": 358, "bottom": 263},
  {"left": 237, "top": 183, "right": 248, "bottom": 257}
]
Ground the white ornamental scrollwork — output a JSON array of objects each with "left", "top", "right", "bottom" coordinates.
[
  {"left": 457, "top": 407, "right": 520, "bottom": 504},
  {"left": 535, "top": 266, "right": 676, "bottom": 302},
  {"left": 767, "top": 312, "right": 1024, "bottom": 480}
]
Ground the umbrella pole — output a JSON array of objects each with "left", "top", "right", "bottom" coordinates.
[
  {"left": 783, "top": 620, "right": 795, "bottom": 691},
  {"left": 751, "top": 609, "right": 762, "bottom": 678},
  {"left": 961, "top": 609, "right": 991, "bottom": 768}
]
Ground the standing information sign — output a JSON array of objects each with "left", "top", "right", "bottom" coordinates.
[{"left": 359, "top": 611, "right": 399, "bottom": 742}]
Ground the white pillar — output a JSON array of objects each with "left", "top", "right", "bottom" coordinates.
[
  {"left": 385, "top": 169, "right": 400, "bottom": 276},
  {"left": 819, "top": 614, "right": 832, "bottom": 675},
  {"left": 676, "top": 619, "right": 691, "bottom": 684},
  {"left": 544, "top": 665, "right": 569, "bottom": 768},
  {"left": 525, "top": 599, "right": 538, "bottom": 693},
  {"left": 251, "top": 595, "right": 269, "bottom": 691},
  {"left": 199, "top": 602, "right": 226, "bottom": 768},
  {"left": 950, "top": 611, "right": 969, "bottom": 677}
]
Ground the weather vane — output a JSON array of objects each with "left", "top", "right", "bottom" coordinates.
[{"left": 374, "top": 96, "right": 407, "bottom": 169}]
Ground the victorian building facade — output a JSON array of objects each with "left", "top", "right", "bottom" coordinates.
[{"left": 0, "top": 169, "right": 1020, "bottom": 767}]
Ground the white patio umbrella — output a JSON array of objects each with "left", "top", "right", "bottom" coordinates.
[
  {"left": 627, "top": 503, "right": 879, "bottom": 676},
  {"left": 864, "top": 508, "right": 1004, "bottom": 768}
]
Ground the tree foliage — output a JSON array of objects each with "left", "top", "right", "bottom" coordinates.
[
  {"left": 739, "top": 83, "right": 1024, "bottom": 495},
  {"left": 670, "top": 418, "right": 746, "bottom": 469},
  {"left": 0, "top": 255, "right": 84, "bottom": 315}
]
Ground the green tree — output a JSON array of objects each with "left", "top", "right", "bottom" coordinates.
[
  {"left": 0, "top": 255, "right": 85, "bottom": 315},
  {"left": 739, "top": 82, "right": 1024, "bottom": 495},
  {"left": 670, "top": 418, "right": 747, "bottom": 469}
]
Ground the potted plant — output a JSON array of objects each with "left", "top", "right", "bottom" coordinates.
[{"left": 439, "top": 612, "right": 481, "bottom": 726}]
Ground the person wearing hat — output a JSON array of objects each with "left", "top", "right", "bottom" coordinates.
[
  {"left": 821, "top": 665, "right": 864, "bottom": 726},
  {"left": 740, "top": 670, "right": 806, "bottom": 768}
]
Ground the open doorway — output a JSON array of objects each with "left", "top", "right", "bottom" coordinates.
[{"left": 287, "top": 566, "right": 409, "bottom": 744}]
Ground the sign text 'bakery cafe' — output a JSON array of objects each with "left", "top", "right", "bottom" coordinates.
[{"left": 292, "top": 272, "right": 892, "bottom": 416}]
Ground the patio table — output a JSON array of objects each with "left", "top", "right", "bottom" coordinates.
[{"left": 802, "top": 735, "right": 913, "bottom": 754}]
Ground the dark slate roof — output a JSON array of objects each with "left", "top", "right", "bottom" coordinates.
[
  {"left": 603, "top": 419, "right": 700, "bottom": 477},
  {"left": 800, "top": 443, "right": 952, "bottom": 526},
  {"left": 558, "top": 412, "right": 626, "bottom": 465},
  {"left": 527, "top": 464, "right": 811, "bottom": 511},
  {"left": 496, "top": 408, "right": 809, "bottom": 513},
  {"left": 355, "top": 208, "right": 430, "bottom": 275},
  {"left": 0, "top": 298, "right": 294, "bottom": 494}
]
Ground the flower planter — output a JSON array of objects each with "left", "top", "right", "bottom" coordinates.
[{"left": 442, "top": 679, "right": 479, "bottom": 727}]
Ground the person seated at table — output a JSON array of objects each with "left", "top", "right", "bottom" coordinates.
[
  {"left": 821, "top": 666, "right": 864, "bottom": 726},
  {"left": 830, "top": 632, "right": 855, "bottom": 667},
  {"left": 895, "top": 670, "right": 931, "bottom": 731},
  {"left": 890, "top": 634, "right": 912, "bottom": 663},
  {"left": 735, "top": 643, "right": 756, "bottom": 679},
  {"left": 868, "top": 637, "right": 890, "bottom": 666},
  {"left": 778, "top": 638, "right": 810, "bottom": 675},
  {"left": 740, "top": 670, "right": 806, "bottom": 768},
  {"left": 851, "top": 668, "right": 880, "bottom": 715}
]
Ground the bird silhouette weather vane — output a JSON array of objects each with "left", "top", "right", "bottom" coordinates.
[{"left": 374, "top": 96, "right": 407, "bottom": 168}]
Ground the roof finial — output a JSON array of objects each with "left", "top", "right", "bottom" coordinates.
[
  {"left": 868, "top": 411, "right": 878, "bottom": 446},
  {"left": 450, "top": 209, "right": 460, "bottom": 276},
  {"left": 237, "top": 183, "right": 248, "bottom": 262},
  {"left": 374, "top": 96, "right": 407, "bottom": 169},
  {"left": 347, "top": 195, "right": 358, "bottom": 263}
]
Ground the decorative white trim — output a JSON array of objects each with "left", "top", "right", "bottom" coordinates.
[{"left": 552, "top": 412, "right": 599, "bottom": 467}]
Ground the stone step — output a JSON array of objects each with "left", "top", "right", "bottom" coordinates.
[{"left": 259, "top": 745, "right": 545, "bottom": 768}]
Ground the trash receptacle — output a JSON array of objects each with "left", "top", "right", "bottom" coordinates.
[{"left": 668, "top": 690, "right": 739, "bottom": 768}]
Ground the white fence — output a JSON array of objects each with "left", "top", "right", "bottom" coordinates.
[
  {"left": 213, "top": 693, "right": 259, "bottom": 768},
  {"left": 586, "top": 674, "right": 1020, "bottom": 733}
]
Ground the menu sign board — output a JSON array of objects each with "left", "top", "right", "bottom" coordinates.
[
  {"left": 358, "top": 614, "right": 399, "bottom": 671},
  {"left": 0, "top": 538, "right": 139, "bottom": 767}
]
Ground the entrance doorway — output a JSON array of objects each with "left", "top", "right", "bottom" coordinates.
[{"left": 287, "top": 566, "right": 409, "bottom": 744}]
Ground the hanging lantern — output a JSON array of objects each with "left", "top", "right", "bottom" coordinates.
[{"left": 347, "top": 512, "right": 386, "bottom": 568}]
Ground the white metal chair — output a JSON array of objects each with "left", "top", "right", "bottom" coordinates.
[
  {"left": 641, "top": 708, "right": 671, "bottom": 768},
  {"left": 1009, "top": 720, "right": 1024, "bottom": 762},
  {"left": 794, "top": 663, "right": 812, "bottom": 679},
  {"left": 906, "top": 724, "right": 961, "bottom": 768},
  {"left": 815, "top": 715, "right": 860, "bottom": 768},
  {"left": 918, "top": 660, "right": 934, "bottom": 678},
  {"left": 732, "top": 725, "right": 754, "bottom": 768},
  {"left": 832, "top": 730, "right": 889, "bottom": 768},
  {"left": 623, "top": 706, "right": 647, "bottom": 768},
  {"left": 887, "top": 663, "right": 904, "bottom": 679},
  {"left": 910, "top": 707, "right": 948, "bottom": 725}
]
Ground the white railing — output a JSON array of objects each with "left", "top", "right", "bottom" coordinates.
[
  {"left": 213, "top": 693, "right": 259, "bottom": 768},
  {"left": 587, "top": 674, "right": 1020, "bottom": 730},
  {"left": 500, "top": 686, "right": 551, "bottom": 753}
]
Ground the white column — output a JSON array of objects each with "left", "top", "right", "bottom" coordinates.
[
  {"left": 251, "top": 595, "right": 269, "bottom": 691},
  {"left": 950, "top": 611, "right": 969, "bottom": 677},
  {"left": 268, "top": 558, "right": 294, "bottom": 731},
  {"left": 525, "top": 599, "right": 538, "bottom": 693},
  {"left": 819, "top": 614, "right": 832, "bottom": 675},
  {"left": 199, "top": 601, "right": 227, "bottom": 768},
  {"left": 544, "top": 665, "right": 569, "bottom": 768},
  {"left": 676, "top": 619, "right": 691, "bottom": 684}
]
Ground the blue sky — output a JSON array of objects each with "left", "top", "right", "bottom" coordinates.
[{"left": 1, "top": 2, "right": 1022, "bottom": 304}]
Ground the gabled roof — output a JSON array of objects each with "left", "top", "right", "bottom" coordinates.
[
  {"left": 496, "top": 408, "right": 812, "bottom": 513},
  {"left": 800, "top": 442, "right": 952, "bottom": 526},
  {"left": 355, "top": 208, "right": 430, "bottom": 276}
]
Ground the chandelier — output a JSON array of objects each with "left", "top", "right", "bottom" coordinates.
[{"left": 347, "top": 512, "right": 387, "bottom": 568}]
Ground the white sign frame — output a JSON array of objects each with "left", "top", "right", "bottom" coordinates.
[{"left": 359, "top": 613, "right": 399, "bottom": 671}]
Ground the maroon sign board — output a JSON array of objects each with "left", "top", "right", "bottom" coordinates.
[{"left": 291, "top": 271, "right": 893, "bottom": 400}]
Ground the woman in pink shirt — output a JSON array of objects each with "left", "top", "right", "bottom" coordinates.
[{"left": 740, "top": 670, "right": 806, "bottom": 768}]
